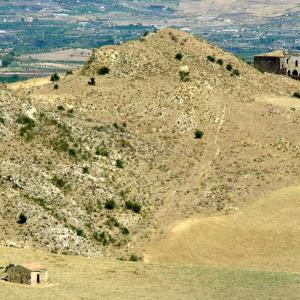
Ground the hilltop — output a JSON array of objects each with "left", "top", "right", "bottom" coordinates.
[{"left": 1, "top": 28, "right": 300, "bottom": 260}]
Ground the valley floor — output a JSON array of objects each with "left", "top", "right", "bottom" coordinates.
[{"left": 0, "top": 246, "right": 299, "bottom": 299}]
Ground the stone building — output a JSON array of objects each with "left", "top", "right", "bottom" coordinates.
[
  {"left": 254, "top": 50, "right": 300, "bottom": 79},
  {"left": 5, "top": 263, "right": 48, "bottom": 285}
]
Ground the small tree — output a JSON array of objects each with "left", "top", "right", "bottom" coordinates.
[
  {"left": 207, "top": 55, "right": 216, "bottom": 62},
  {"left": 50, "top": 73, "right": 60, "bottom": 82},
  {"left": 88, "top": 78, "right": 96, "bottom": 85},
  {"left": 217, "top": 59, "right": 224, "bottom": 65},
  {"left": 226, "top": 64, "right": 233, "bottom": 71},
  {"left": 105, "top": 199, "right": 116, "bottom": 210},
  {"left": 98, "top": 67, "right": 110, "bottom": 75},
  {"left": 175, "top": 52, "right": 183, "bottom": 61},
  {"left": 194, "top": 129, "right": 204, "bottom": 139},
  {"left": 231, "top": 69, "right": 240, "bottom": 77},
  {"left": 17, "top": 212, "right": 27, "bottom": 224}
]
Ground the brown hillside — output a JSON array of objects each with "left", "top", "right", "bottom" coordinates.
[{"left": 1, "top": 28, "right": 300, "bottom": 258}]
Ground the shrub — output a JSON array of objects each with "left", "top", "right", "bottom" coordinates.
[
  {"left": 129, "top": 254, "right": 141, "bottom": 262},
  {"left": 293, "top": 92, "right": 300, "bottom": 99},
  {"left": 143, "top": 31, "right": 150, "bottom": 37},
  {"left": 82, "top": 166, "right": 89, "bottom": 174},
  {"left": 98, "top": 67, "right": 110, "bottom": 75},
  {"left": 207, "top": 55, "right": 215, "bottom": 62},
  {"left": 175, "top": 52, "right": 183, "bottom": 61},
  {"left": 96, "top": 147, "right": 109, "bottom": 157},
  {"left": 51, "top": 175, "right": 66, "bottom": 189},
  {"left": 68, "top": 148, "right": 76, "bottom": 157},
  {"left": 0, "top": 116, "right": 5, "bottom": 125},
  {"left": 93, "top": 231, "right": 113, "bottom": 246},
  {"left": 76, "top": 228, "right": 85, "bottom": 237},
  {"left": 226, "top": 64, "right": 233, "bottom": 71},
  {"left": 120, "top": 226, "right": 129, "bottom": 235},
  {"left": 57, "top": 105, "right": 65, "bottom": 111},
  {"left": 216, "top": 59, "right": 224, "bottom": 65},
  {"left": 88, "top": 78, "right": 96, "bottom": 85},
  {"left": 17, "top": 212, "right": 27, "bottom": 224},
  {"left": 54, "top": 84, "right": 59, "bottom": 89},
  {"left": 179, "top": 70, "right": 190, "bottom": 82},
  {"left": 66, "top": 70, "right": 73, "bottom": 75},
  {"left": 50, "top": 73, "right": 60, "bottom": 82},
  {"left": 116, "top": 159, "right": 125, "bottom": 169},
  {"left": 194, "top": 129, "right": 204, "bottom": 139},
  {"left": 231, "top": 69, "right": 241, "bottom": 76},
  {"left": 104, "top": 199, "right": 116, "bottom": 210},
  {"left": 125, "top": 200, "right": 142, "bottom": 214},
  {"left": 16, "top": 115, "right": 36, "bottom": 139}
]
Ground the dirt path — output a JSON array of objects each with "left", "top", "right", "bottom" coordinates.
[{"left": 144, "top": 185, "right": 300, "bottom": 273}]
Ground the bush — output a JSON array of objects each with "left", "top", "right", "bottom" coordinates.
[
  {"left": 50, "top": 73, "right": 60, "bottom": 82},
  {"left": 96, "top": 147, "right": 109, "bottom": 157},
  {"left": 207, "top": 55, "right": 215, "bottom": 62},
  {"left": 66, "top": 70, "right": 73, "bottom": 75},
  {"left": 120, "top": 226, "right": 129, "bottom": 235},
  {"left": 293, "top": 92, "right": 300, "bottom": 99},
  {"left": 76, "top": 228, "right": 85, "bottom": 237},
  {"left": 129, "top": 254, "right": 142, "bottom": 262},
  {"left": 93, "top": 231, "right": 112, "bottom": 246},
  {"left": 51, "top": 175, "right": 66, "bottom": 189},
  {"left": 54, "top": 84, "right": 59, "bottom": 89},
  {"left": 116, "top": 159, "right": 125, "bottom": 169},
  {"left": 0, "top": 116, "right": 5, "bottom": 125},
  {"left": 217, "top": 59, "right": 224, "bottom": 65},
  {"left": 16, "top": 115, "right": 36, "bottom": 139},
  {"left": 68, "top": 148, "right": 76, "bottom": 157},
  {"left": 194, "top": 129, "right": 204, "bottom": 139},
  {"left": 226, "top": 64, "right": 233, "bottom": 71},
  {"left": 125, "top": 200, "right": 142, "bottom": 214},
  {"left": 104, "top": 199, "right": 116, "bottom": 210},
  {"left": 179, "top": 71, "right": 190, "bottom": 82},
  {"left": 82, "top": 166, "right": 89, "bottom": 174},
  {"left": 88, "top": 78, "right": 96, "bottom": 85},
  {"left": 17, "top": 212, "right": 27, "bottom": 224},
  {"left": 231, "top": 69, "right": 241, "bottom": 76},
  {"left": 175, "top": 52, "right": 183, "bottom": 61},
  {"left": 98, "top": 67, "right": 110, "bottom": 75}
]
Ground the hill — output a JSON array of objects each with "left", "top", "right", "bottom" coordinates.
[{"left": 1, "top": 28, "right": 300, "bottom": 260}]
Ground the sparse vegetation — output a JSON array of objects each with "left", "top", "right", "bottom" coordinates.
[
  {"left": 207, "top": 55, "right": 216, "bottom": 62},
  {"left": 231, "top": 69, "right": 241, "bottom": 77},
  {"left": 293, "top": 92, "right": 300, "bottom": 99},
  {"left": 104, "top": 199, "right": 116, "bottom": 210},
  {"left": 16, "top": 115, "right": 36, "bottom": 139},
  {"left": 175, "top": 52, "right": 183, "bottom": 61},
  {"left": 179, "top": 70, "right": 190, "bottom": 82},
  {"left": 88, "top": 78, "right": 96, "bottom": 85},
  {"left": 50, "top": 73, "right": 60, "bottom": 82},
  {"left": 226, "top": 64, "right": 233, "bottom": 71},
  {"left": 93, "top": 231, "right": 113, "bottom": 246},
  {"left": 116, "top": 159, "right": 125, "bottom": 169},
  {"left": 96, "top": 147, "right": 109, "bottom": 157},
  {"left": 51, "top": 175, "right": 67, "bottom": 189},
  {"left": 129, "top": 254, "right": 142, "bottom": 262},
  {"left": 194, "top": 129, "right": 204, "bottom": 139},
  {"left": 0, "top": 116, "right": 5, "bottom": 125},
  {"left": 125, "top": 200, "right": 142, "bottom": 214},
  {"left": 17, "top": 212, "right": 27, "bottom": 224},
  {"left": 98, "top": 67, "right": 110, "bottom": 75},
  {"left": 217, "top": 59, "right": 224, "bottom": 65}
]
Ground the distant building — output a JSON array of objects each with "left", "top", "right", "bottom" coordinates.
[
  {"left": 254, "top": 50, "right": 300, "bottom": 79},
  {"left": 5, "top": 263, "right": 48, "bottom": 285}
]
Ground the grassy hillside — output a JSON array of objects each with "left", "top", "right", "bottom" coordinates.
[{"left": 1, "top": 28, "right": 300, "bottom": 259}]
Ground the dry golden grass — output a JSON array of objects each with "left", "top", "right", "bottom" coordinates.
[
  {"left": 144, "top": 185, "right": 300, "bottom": 273},
  {"left": 1, "top": 246, "right": 300, "bottom": 299}
]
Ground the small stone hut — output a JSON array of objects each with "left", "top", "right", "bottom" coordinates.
[{"left": 6, "top": 263, "right": 48, "bottom": 285}]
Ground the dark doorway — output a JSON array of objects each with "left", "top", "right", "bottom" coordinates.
[{"left": 37, "top": 274, "right": 40, "bottom": 284}]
